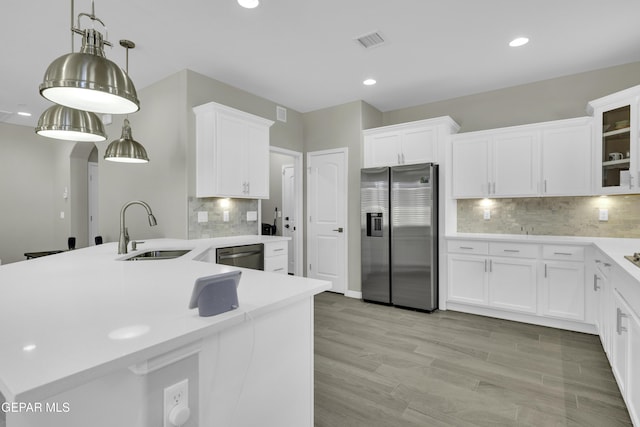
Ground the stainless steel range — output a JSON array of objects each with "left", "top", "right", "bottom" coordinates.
[{"left": 624, "top": 253, "right": 640, "bottom": 268}]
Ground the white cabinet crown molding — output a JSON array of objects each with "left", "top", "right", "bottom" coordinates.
[
  {"left": 193, "top": 101, "right": 275, "bottom": 128},
  {"left": 362, "top": 115, "right": 460, "bottom": 136}
]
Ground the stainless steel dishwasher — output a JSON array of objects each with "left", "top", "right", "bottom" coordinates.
[{"left": 216, "top": 243, "right": 264, "bottom": 270}]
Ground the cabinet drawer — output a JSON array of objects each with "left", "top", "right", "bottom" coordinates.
[
  {"left": 447, "top": 240, "right": 489, "bottom": 255},
  {"left": 489, "top": 242, "right": 538, "bottom": 259},
  {"left": 264, "top": 255, "right": 287, "bottom": 274},
  {"left": 264, "top": 241, "right": 288, "bottom": 257},
  {"left": 543, "top": 245, "right": 585, "bottom": 261}
]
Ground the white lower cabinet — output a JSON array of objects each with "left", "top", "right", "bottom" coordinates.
[
  {"left": 448, "top": 254, "right": 488, "bottom": 305},
  {"left": 447, "top": 240, "right": 537, "bottom": 314},
  {"left": 539, "top": 245, "right": 586, "bottom": 321},
  {"left": 263, "top": 240, "right": 288, "bottom": 274},
  {"left": 447, "top": 239, "right": 591, "bottom": 328},
  {"left": 540, "top": 261, "right": 585, "bottom": 321},
  {"left": 489, "top": 258, "right": 537, "bottom": 314},
  {"left": 592, "top": 255, "right": 613, "bottom": 356},
  {"left": 610, "top": 278, "right": 640, "bottom": 426}
]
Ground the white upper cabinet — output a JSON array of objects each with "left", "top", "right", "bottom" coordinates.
[
  {"left": 451, "top": 136, "right": 491, "bottom": 197},
  {"left": 588, "top": 85, "right": 640, "bottom": 194},
  {"left": 452, "top": 118, "right": 592, "bottom": 199},
  {"left": 363, "top": 117, "right": 459, "bottom": 167},
  {"left": 540, "top": 119, "right": 592, "bottom": 196},
  {"left": 452, "top": 128, "right": 539, "bottom": 198},
  {"left": 194, "top": 102, "right": 274, "bottom": 199}
]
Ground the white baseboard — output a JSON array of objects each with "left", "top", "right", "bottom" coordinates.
[{"left": 344, "top": 290, "right": 362, "bottom": 299}]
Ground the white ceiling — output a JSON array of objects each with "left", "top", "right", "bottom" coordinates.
[{"left": 3, "top": 0, "right": 640, "bottom": 128}]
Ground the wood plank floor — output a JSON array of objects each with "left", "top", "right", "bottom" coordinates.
[{"left": 314, "top": 292, "right": 632, "bottom": 427}]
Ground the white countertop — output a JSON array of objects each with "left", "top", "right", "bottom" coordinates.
[
  {"left": 447, "top": 232, "right": 640, "bottom": 284},
  {"left": 0, "top": 236, "right": 329, "bottom": 402}
]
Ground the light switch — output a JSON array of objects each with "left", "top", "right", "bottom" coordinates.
[
  {"left": 60, "top": 211, "right": 65, "bottom": 219},
  {"left": 483, "top": 209, "right": 491, "bottom": 220},
  {"left": 223, "top": 211, "right": 229, "bottom": 222},
  {"left": 599, "top": 209, "right": 608, "bottom": 221},
  {"left": 247, "top": 211, "right": 258, "bottom": 222},
  {"left": 197, "top": 211, "right": 208, "bottom": 223}
]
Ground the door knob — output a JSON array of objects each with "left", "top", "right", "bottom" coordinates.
[{"left": 333, "top": 227, "right": 344, "bottom": 233}]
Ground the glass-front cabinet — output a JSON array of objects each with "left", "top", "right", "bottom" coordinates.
[{"left": 588, "top": 86, "right": 640, "bottom": 194}]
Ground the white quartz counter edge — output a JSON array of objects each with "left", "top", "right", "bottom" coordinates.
[
  {"left": 447, "top": 233, "right": 640, "bottom": 287},
  {"left": 0, "top": 236, "right": 328, "bottom": 403}
]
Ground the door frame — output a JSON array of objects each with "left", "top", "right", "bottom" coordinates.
[
  {"left": 281, "top": 164, "right": 295, "bottom": 274},
  {"left": 269, "top": 146, "right": 304, "bottom": 276},
  {"left": 306, "top": 147, "right": 348, "bottom": 293},
  {"left": 88, "top": 161, "right": 99, "bottom": 245}
]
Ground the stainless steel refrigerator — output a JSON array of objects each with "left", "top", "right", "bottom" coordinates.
[{"left": 360, "top": 163, "right": 438, "bottom": 311}]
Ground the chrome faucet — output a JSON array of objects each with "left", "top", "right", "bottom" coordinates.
[{"left": 118, "top": 200, "right": 157, "bottom": 254}]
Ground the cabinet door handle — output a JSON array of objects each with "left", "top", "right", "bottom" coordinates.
[
  {"left": 273, "top": 248, "right": 284, "bottom": 252},
  {"left": 544, "top": 263, "right": 547, "bottom": 278},
  {"left": 604, "top": 263, "right": 611, "bottom": 267},
  {"left": 401, "top": 153, "right": 406, "bottom": 164},
  {"left": 489, "top": 259, "right": 492, "bottom": 273},
  {"left": 544, "top": 180, "right": 548, "bottom": 193},
  {"left": 617, "top": 308, "right": 628, "bottom": 334},
  {"left": 487, "top": 182, "right": 491, "bottom": 195},
  {"left": 492, "top": 182, "right": 496, "bottom": 194},
  {"left": 503, "top": 249, "right": 520, "bottom": 253},
  {"left": 553, "top": 252, "right": 573, "bottom": 256},
  {"left": 459, "top": 246, "right": 474, "bottom": 250},
  {"left": 397, "top": 153, "right": 401, "bottom": 164},
  {"left": 593, "top": 274, "right": 601, "bottom": 291},
  {"left": 630, "top": 174, "right": 634, "bottom": 189},
  {"left": 484, "top": 259, "right": 487, "bottom": 273}
]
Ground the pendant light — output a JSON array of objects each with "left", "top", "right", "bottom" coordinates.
[
  {"left": 36, "top": 105, "right": 106, "bottom": 142},
  {"left": 104, "top": 40, "right": 149, "bottom": 163},
  {"left": 39, "top": 0, "right": 140, "bottom": 115}
]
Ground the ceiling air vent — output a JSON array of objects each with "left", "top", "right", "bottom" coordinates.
[{"left": 355, "top": 32, "right": 385, "bottom": 49}]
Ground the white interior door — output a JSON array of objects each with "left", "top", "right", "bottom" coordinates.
[
  {"left": 282, "top": 164, "right": 296, "bottom": 274},
  {"left": 307, "top": 148, "right": 347, "bottom": 294},
  {"left": 88, "top": 162, "right": 99, "bottom": 245}
]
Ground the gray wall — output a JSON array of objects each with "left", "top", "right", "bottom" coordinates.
[
  {"left": 303, "top": 101, "right": 366, "bottom": 293},
  {"left": 0, "top": 124, "right": 59, "bottom": 263},
  {"left": 383, "top": 62, "right": 640, "bottom": 131},
  {"left": 94, "top": 71, "right": 189, "bottom": 243}
]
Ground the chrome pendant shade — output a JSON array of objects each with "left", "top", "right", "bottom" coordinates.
[
  {"left": 40, "top": 28, "right": 140, "bottom": 115},
  {"left": 104, "top": 119, "right": 149, "bottom": 163},
  {"left": 36, "top": 105, "right": 106, "bottom": 142}
]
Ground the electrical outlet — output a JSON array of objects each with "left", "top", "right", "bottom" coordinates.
[
  {"left": 223, "top": 211, "right": 230, "bottom": 222},
  {"left": 599, "top": 208, "right": 609, "bottom": 221},
  {"left": 483, "top": 209, "right": 491, "bottom": 220},
  {"left": 164, "top": 379, "right": 189, "bottom": 427}
]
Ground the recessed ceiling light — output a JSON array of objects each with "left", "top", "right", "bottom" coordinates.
[
  {"left": 363, "top": 79, "right": 377, "bottom": 86},
  {"left": 509, "top": 37, "right": 529, "bottom": 47},
  {"left": 238, "top": 0, "right": 259, "bottom": 8}
]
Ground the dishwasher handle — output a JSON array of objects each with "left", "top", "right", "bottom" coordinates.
[{"left": 217, "top": 250, "right": 263, "bottom": 260}]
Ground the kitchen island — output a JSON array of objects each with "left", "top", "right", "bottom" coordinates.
[{"left": 0, "top": 238, "right": 330, "bottom": 427}]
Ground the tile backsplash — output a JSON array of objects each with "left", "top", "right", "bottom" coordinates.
[
  {"left": 188, "top": 197, "right": 259, "bottom": 239},
  {"left": 457, "top": 195, "right": 640, "bottom": 238}
]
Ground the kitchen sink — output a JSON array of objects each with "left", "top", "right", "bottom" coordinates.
[{"left": 123, "top": 249, "right": 192, "bottom": 261}]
